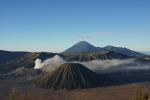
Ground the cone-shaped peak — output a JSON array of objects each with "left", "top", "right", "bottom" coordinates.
[
  {"left": 33, "top": 63, "right": 110, "bottom": 90},
  {"left": 76, "top": 41, "right": 94, "bottom": 46},
  {"left": 63, "top": 41, "right": 96, "bottom": 53}
]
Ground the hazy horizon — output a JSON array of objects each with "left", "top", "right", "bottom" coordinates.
[
  {"left": 0, "top": 0, "right": 150, "bottom": 52},
  {"left": 0, "top": 40, "right": 150, "bottom": 54}
]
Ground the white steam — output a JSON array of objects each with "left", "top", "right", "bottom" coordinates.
[
  {"left": 34, "top": 55, "right": 150, "bottom": 73},
  {"left": 81, "top": 59, "right": 135, "bottom": 70},
  {"left": 34, "top": 55, "right": 65, "bottom": 72},
  {"left": 34, "top": 59, "right": 43, "bottom": 69}
]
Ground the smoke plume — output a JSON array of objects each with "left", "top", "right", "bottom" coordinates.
[{"left": 34, "top": 55, "right": 65, "bottom": 72}]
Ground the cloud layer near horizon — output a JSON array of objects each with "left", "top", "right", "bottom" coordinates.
[{"left": 34, "top": 55, "right": 150, "bottom": 73}]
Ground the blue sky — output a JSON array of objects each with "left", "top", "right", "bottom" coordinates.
[{"left": 0, "top": 0, "right": 150, "bottom": 52}]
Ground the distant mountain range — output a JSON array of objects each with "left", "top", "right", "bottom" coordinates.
[
  {"left": 0, "top": 41, "right": 147, "bottom": 75},
  {"left": 0, "top": 50, "right": 29, "bottom": 65},
  {"left": 142, "top": 51, "right": 150, "bottom": 55},
  {"left": 63, "top": 41, "right": 144, "bottom": 57},
  {"left": 0, "top": 52, "right": 56, "bottom": 74}
]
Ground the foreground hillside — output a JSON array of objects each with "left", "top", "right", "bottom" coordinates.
[
  {"left": 0, "top": 79, "right": 150, "bottom": 100},
  {"left": 1, "top": 70, "right": 150, "bottom": 100}
]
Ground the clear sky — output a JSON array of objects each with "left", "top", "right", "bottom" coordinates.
[{"left": 0, "top": 0, "right": 150, "bottom": 52}]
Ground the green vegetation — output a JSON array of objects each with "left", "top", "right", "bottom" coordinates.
[
  {"left": 132, "top": 88, "right": 150, "bottom": 100},
  {"left": 10, "top": 88, "right": 17, "bottom": 100}
]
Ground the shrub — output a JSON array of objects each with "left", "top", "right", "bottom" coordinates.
[
  {"left": 10, "top": 88, "right": 17, "bottom": 100},
  {"left": 132, "top": 88, "right": 149, "bottom": 100}
]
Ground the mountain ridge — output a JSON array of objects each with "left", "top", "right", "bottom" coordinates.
[
  {"left": 63, "top": 41, "right": 144, "bottom": 57},
  {"left": 0, "top": 50, "right": 29, "bottom": 65},
  {"left": 63, "top": 41, "right": 105, "bottom": 53}
]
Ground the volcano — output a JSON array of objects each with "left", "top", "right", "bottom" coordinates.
[
  {"left": 63, "top": 41, "right": 144, "bottom": 57},
  {"left": 63, "top": 41, "right": 105, "bottom": 53},
  {"left": 33, "top": 63, "right": 110, "bottom": 90}
]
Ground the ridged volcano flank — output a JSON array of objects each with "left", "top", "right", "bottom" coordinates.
[{"left": 33, "top": 63, "right": 108, "bottom": 90}]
